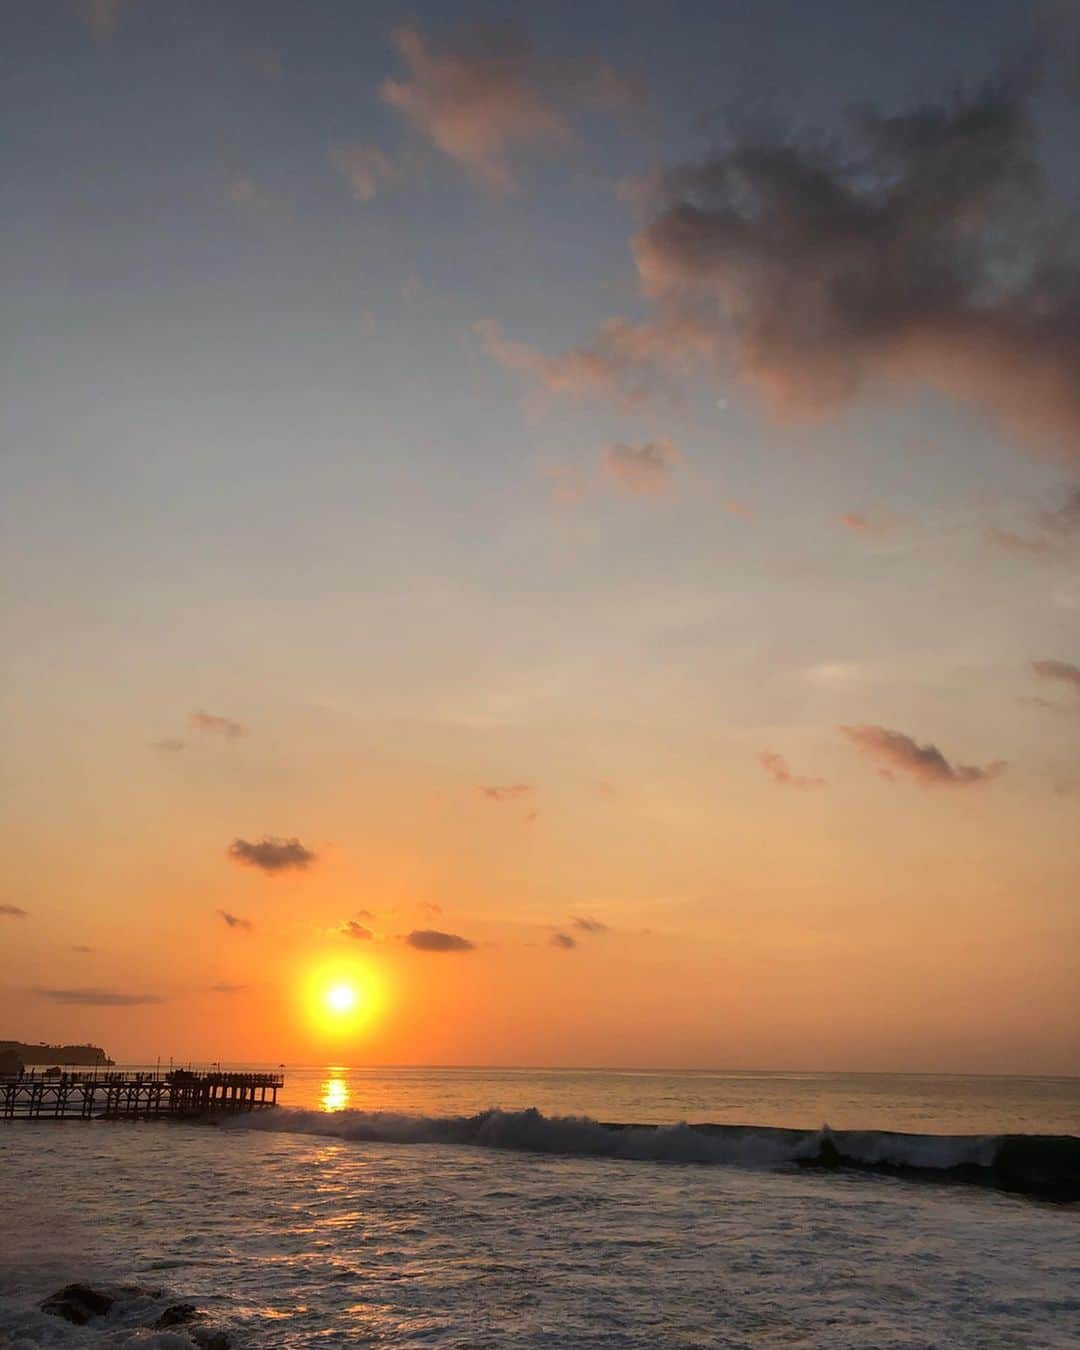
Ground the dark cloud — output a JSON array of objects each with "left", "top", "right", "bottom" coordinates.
[
  {"left": 190, "top": 710, "right": 247, "bottom": 741},
  {"left": 572, "top": 916, "right": 608, "bottom": 934},
  {"left": 379, "top": 21, "right": 638, "bottom": 193},
  {"left": 603, "top": 439, "right": 680, "bottom": 497},
  {"left": 840, "top": 725, "right": 1005, "bottom": 786},
  {"left": 1031, "top": 658, "right": 1080, "bottom": 691},
  {"left": 635, "top": 81, "right": 1080, "bottom": 456},
  {"left": 551, "top": 932, "right": 577, "bottom": 949},
  {"left": 479, "top": 784, "right": 533, "bottom": 803},
  {"left": 227, "top": 837, "right": 316, "bottom": 873},
  {"left": 758, "top": 751, "right": 826, "bottom": 790},
  {"left": 405, "top": 928, "right": 475, "bottom": 952},
  {"left": 151, "top": 738, "right": 185, "bottom": 752},
  {"left": 34, "top": 987, "right": 163, "bottom": 1006},
  {"left": 211, "top": 982, "right": 248, "bottom": 994},
  {"left": 495, "top": 82, "right": 1080, "bottom": 461},
  {"left": 0, "top": 905, "right": 27, "bottom": 919},
  {"left": 342, "top": 920, "right": 374, "bottom": 941},
  {"left": 218, "top": 909, "right": 253, "bottom": 932}
]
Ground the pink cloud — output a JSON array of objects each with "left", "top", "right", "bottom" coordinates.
[
  {"left": 602, "top": 439, "right": 680, "bottom": 497},
  {"left": 758, "top": 751, "right": 826, "bottom": 790},
  {"left": 839, "top": 725, "right": 1005, "bottom": 787},
  {"left": 379, "top": 23, "right": 636, "bottom": 194},
  {"left": 330, "top": 143, "right": 399, "bottom": 202}
]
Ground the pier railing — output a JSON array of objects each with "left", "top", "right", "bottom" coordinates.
[{"left": 0, "top": 1069, "right": 284, "bottom": 1120}]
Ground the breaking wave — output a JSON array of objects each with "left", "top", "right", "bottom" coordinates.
[{"left": 222, "top": 1106, "right": 1079, "bottom": 1202}]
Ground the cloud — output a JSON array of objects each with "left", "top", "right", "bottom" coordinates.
[
  {"left": 404, "top": 928, "right": 475, "bottom": 952},
  {"left": 1031, "top": 658, "right": 1080, "bottom": 691},
  {"left": 151, "top": 738, "right": 185, "bottom": 752},
  {"left": 550, "top": 932, "right": 577, "bottom": 949},
  {"left": 508, "top": 82, "right": 1080, "bottom": 457},
  {"left": 629, "top": 80, "right": 1080, "bottom": 457},
  {"left": 419, "top": 901, "right": 443, "bottom": 917},
  {"left": 218, "top": 909, "right": 253, "bottom": 932},
  {"left": 190, "top": 710, "right": 247, "bottom": 741},
  {"left": 475, "top": 313, "right": 716, "bottom": 409},
  {"left": 987, "top": 527, "right": 1054, "bottom": 555},
  {"left": 839, "top": 725, "right": 1005, "bottom": 786},
  {"left": 758, "top": 751, "right": 826, "bottom": 790},
  {"left": 71, "top": 945, "right": 93, "bottom": 953},
  {"left": 839, "top": 512, "right": 896, "bottom": 537},
  {"left": 572, "top": 916, "right": 608, "bottom": 934},
  {"left": 603, "top": 439, "right": 680, "bottom": 497},
  {"left": 0, "top": 905, "right": 27, "bottom": 919},
  {"left": 479, "top": 784, "right": 533, "bottom": 803},
  {"left": 379, "top": 21, "right": 637, "bottom": 192},
  {"left": 34, "top": 988, "right": 163, "bottom": 1006},
  {"left": 78, "top": 0, "right": 131, "bottom": 34},
  {"left": 330, "top": 143, "right": 399, "bottom": 201},
  {"left": 342, "top": 920, "right": 374, "bottom": 941},
  {"left": 227, "top": 837, "right": 316, "bottom": 873},
  {"left": 989, "top": 485, "right": 1080, "bottom": 554},
  {"left": 211, "top": 982, "right": 248, "bottom": 994}
]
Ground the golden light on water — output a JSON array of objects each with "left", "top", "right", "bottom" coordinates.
[{"left": 320, "top": 1071, "right": 350, "bottom": 1112}]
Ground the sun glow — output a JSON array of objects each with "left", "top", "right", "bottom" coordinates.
[
  {"left": 325, "top": 982, "right": 358, "bottom": 1014},
  {"left": 301, "top": 960, "right": 385, "bottom": 1040}
]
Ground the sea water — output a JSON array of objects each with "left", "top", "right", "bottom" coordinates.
[{"left": 1, "top": 1068, "right": 1077, "bottom": 1346}]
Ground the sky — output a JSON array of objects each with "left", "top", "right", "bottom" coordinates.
[{"left": 1, "top": 0, "right": 1079, "bottom": 1073}]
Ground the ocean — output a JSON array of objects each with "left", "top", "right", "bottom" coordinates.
[{"left": 1, "top": 1067, "right": 1077, "bottom": 1347}]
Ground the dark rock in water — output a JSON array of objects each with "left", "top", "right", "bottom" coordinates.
[
  {"left": 40, "top": 1283, "right": 115, "bottom": 1324},
  {"left": 191, "top": 1328, "right": 232, "bottom": 1349},
  {"left": 153, "top": 1302, "right": 201, "bottom": 1328}
]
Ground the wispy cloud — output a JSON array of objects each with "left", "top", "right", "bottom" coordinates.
[
  {"left": 330, "top": 143, "right": 400, "bottom": 201},
  {"left": 34, "top": 987, "right": 163, "bottom": 1006},
  {"left": 0, "top": 905, "right": 27, "bottom": 919},
  {"left": 211, "top": 982, "right": 248, "bottom": 995},
  {"left": 341, "top": 920, "right": 374, "bottom": 941},
  {"left": 839, "top": 512, "right": 897, "bottom": 537},
  {"left": 550, "top": 932, "right": 576, "bottom": 949},
  {"left": 603, "top": 439, "right": 680, "bottom": 497},
  {"left": 404, "top": 928, "right": 475, "bottom": 952},
  {"left": 840, "top": 725, "right": 1005, "bottom": 787},
  {"left": 151, "top": 738, "right": 185, "bottom": 752},
  {"left": 475, "top": 313, "right": 715, "bottom": 409},
  {"left": 1031, "top": 658, "right": 1080, "bottom": 692},
  {"left": 78, "top": 0, "right": 131, "bottom": 35},
  {"left": 190, "top": 710, "right": 247, "bottom": 741},
  {"left": 758, "top": 751, "right": 826, "bottom": 790},
  {"left": 218, "top": 910, "right": 253, "bottom": 932},
  {"left": 479, "top": 784, "right": 533, "bottom": 803},
  {"left": 227, "top": 837, "right": 316, "bottom": 874},
  {"left": 572, "top": 916, "right": 608, "bottom": 935},
  {"left": 71, "top": 944, "right": 93, "bottom": 953},
  {"left": 379, "top": 21, "right": 637, "bottom": 193}
]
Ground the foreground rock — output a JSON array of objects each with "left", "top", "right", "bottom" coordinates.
[
  {"left": 40, "top": 1283, "right": 115, "bottom": 1324},
  {"left": 39, "top": 1284, "right": 231, "bottom": 1345}
]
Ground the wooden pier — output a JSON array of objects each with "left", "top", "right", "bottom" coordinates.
[{"left": 0, "top": 1068, "right": 284, "bottom": 1121}]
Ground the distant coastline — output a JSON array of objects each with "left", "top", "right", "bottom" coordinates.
[{"left": 0, "top": 1041, "right": 113, "bottom": 1069}]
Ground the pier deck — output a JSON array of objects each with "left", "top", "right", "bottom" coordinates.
[{"left": 0, "top": 1069, "right": 283, "bottom": 1120}]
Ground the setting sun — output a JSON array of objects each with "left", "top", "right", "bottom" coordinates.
[{"left": 325, "top": 983, "right": 359, "bottom": 1015}]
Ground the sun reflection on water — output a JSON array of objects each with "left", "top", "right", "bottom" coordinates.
[{"left": 320, "top": 1071, "right": 350, "bottom": 1113}]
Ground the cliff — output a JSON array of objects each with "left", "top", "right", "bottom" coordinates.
[{"left": 0, "top": 1041, "right": 114, "bottom": 1068}]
